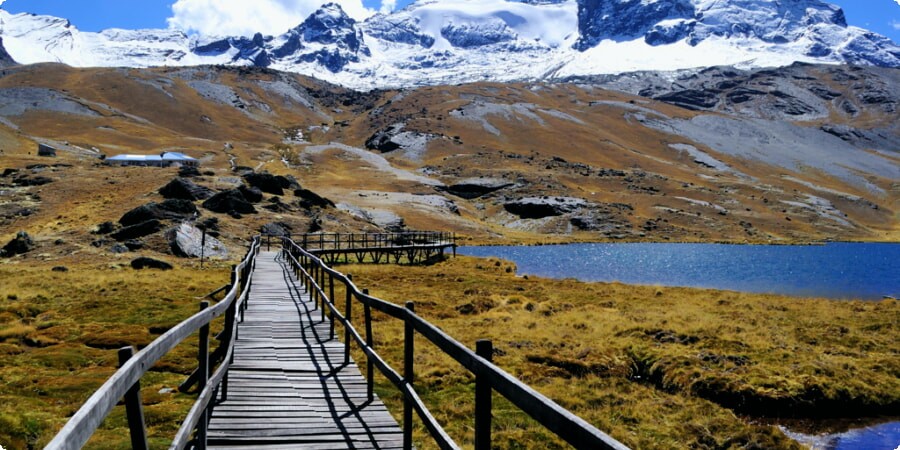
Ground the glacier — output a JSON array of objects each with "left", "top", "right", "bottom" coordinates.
[{"left": 0, "top": 0, "right": 897, "bottom": 90}]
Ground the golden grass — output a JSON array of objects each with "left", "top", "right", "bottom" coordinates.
[
  {"left": 339, "top": 256, "right": 898, "bottom": 449},
  {"left": 0, "top": 260, "right": 229, "bottom": 449}
]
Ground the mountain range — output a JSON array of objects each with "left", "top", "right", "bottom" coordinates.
[{"left": 1, "top": 0, "right": 898, "bottom": 89}]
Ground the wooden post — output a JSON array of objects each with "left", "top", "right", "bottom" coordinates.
[
  {"left": 200, "top": 229, "right": 206, "bottom": 269},
  {"left": 312, "top": 263, "right": 319, "bottom": 311},
  {"left": 363, "top": 288, "right": 374, "bottom": 402},
  {"left": 197, "top": 301, "right": 210, "bottom": 450},
  {"left": 329, "top": 274, "right": 336, "bottom": 340},
  {"left": 319, "top": 262, "right": 326, "bottom": 323},
  {"left": 475, "top": 339, "right": 493, "bottom": 450},
  {"left": 344, "top": 274, "right": 353, "bottom": 365},
  {"left": 403, "top": 302, "right": 415, "bottom": 450},
  {"left": 118, "top": 347, "right": 149, "bottom": 450}
]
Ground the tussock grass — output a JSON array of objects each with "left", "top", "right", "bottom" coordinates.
[{"left": 343, "top": 256, "right": 898, "bottom": 449}]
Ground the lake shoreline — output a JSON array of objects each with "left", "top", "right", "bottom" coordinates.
[{"left": 345, "top": 255, "right": 900, "bottom": 448}]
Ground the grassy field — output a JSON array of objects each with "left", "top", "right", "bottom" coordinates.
[
  {"left": 0, "top": 260, "right": 229, "bottom": 449},
  {"left": 339, "top": 256, "right": 899, "bottom": 449},
  {"left": 0, "top": 252, "right": 897, "bottom": 449}
]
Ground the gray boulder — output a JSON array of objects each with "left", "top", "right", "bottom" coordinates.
[{"left": 167, "top": 223, "right": 228, "bottom": 258}]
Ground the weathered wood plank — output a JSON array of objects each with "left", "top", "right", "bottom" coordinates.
[{"left": 207, "top": 251, "right": 403, "bottom": 449}]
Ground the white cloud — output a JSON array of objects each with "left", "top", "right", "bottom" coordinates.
[
  {"left": 892, "top": 20, "right": 900, "bottom": 31},
  {"left": 380, "top": 0, "right": 397, "bottom": 14},
  {"left": 167, "top": 0, "right": 376, "bottom": 37}
]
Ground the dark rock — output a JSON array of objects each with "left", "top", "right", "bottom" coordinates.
[
  {"left": 119, "top": 200, "right": 198, "bottom": 226},
  {"left": 1, "top": 231, "right": 35, "bottom": 257},
  {"left": 202, "top": 189, "right": 257, "bottom": 215},
  {"left": 439, "top": 178, "right": 513, "bottom": 199},
  {"left": 91, "top": 239, "right": 108, "bottom": 248},
  {"left": 93, "top": 221, "right": 117, "bottom": 235},
  {"left": 238, "top": 185, "right": 264, "bottom": 203},
  {"left": 159, "top": 177, "right": 214, "bottom": 201},
  {"left": 167, "top": 223, "right": 228, "bottom": 258},
  {"left": 294, "top": 189, "right": 335, "bottom": 209},
  {"left": 124, "top": 240, "right": 144, "bottom": 250},
  {"left": 51, "top": 266, "right": 68, "bottom": 272},
  {"left": 111, "top": 219, "right": 162, "bottom": 241},
  {"left": 1, "top": 168, "right": 18, "bottom": 177},
  {"left": 570, "top": 214, "right": 616, "bottom": 232},
  {"left": 365, "top": 124, "right": 404, "bottom": 152},
  {"left": 13, "top": 176, "right": 53, "bottom": 186},
  {"left": 243, "top": 172, "right": 295, "bottom": 195},
  {"left": 131, "top": 257, "right": 173, "bottom": 270},
  {"left": 110, "top": 244, "right": 130, "bottom": 254},
  {"left": 178, "top": 166, "right": 202, "bottom": 178},
  {"left": 504, "top": 197, "right": 588, "bottom": 219},
  {"left": 232, "top": 166, "right": 255, "bottom": 175},
  {"left": 261, "top": 222, "right": 293, "bottom": 237},
  {"left": 37, "top": 143, "right": 57, "bottom": 157},
  {"left": 196, "top": 217, "right": 219, "bottom": 232},
  {"left": 263, "top": 197, "right": 293, "bottom": 212}
]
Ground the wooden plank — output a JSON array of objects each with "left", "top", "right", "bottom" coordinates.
[{"left": 207, "top": 251, "right": 403, "bottom": 449}]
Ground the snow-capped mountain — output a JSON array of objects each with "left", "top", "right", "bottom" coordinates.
[{"left": 1, "top": 0, "right": 898, "bottom": 89}]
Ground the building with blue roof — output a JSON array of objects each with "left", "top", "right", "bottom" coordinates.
[{"left": 105, "top": 152, "right": 199, "bottom": 168}]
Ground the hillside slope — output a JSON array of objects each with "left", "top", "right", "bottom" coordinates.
[{"left": 0, "top": 63, "right": 897, "bottom": 265}]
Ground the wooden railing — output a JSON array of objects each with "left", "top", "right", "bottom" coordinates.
[
  {"left": 281, "top": 237, "right": 629, "bottom": 450},
  {"left": 298, "top": 231, "right": 456, "bottom": 252},
  {"left": 45, "top": 237, "right": 262, "bottom": 450}
]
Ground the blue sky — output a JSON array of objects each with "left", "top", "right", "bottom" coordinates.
[{"left": 2, "top": 0, "right": 898, "bottom": 42}]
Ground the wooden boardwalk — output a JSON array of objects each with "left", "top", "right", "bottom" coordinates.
[{"left": 207, "top": 251, "right": 404, "bottom": 449}]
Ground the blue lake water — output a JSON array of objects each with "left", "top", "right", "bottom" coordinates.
[{"left": 458, "top": 242, "right": 900, "bottom": 300}]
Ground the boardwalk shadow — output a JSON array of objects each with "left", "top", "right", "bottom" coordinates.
[{"left": 277, "top": 253, "right": 394, "bottom": 449}]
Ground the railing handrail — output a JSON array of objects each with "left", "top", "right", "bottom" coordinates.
[
  {"left": 281, "top": 237, "right": 629, "bottom": 450},
  {"left": 45, "top": 236, "right": 262, "bottom": 450}
]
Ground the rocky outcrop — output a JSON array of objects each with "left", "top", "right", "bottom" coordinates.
[
  {"left": 119, "top": 200, "right": 198, "bottom": 226},
  {"left": 243, "top": 172, "right": 299, "bottom": 195},
  {"left": 504, "top": 197, "right": 588, "bottom": 219},
  {"left": 159, "top": 177, "right": 214, "bottom": 201},
  {"left": 202, "top": 189, "right": 257, "bottom": 215},
  {"left": 1, "top": 231, "right": 35, "bottom": 257},
  {"left": 167, "top": 223, "right": 228, "bottom": 258},
  {"left": 131, "top": 257, "right": 173, "bottom": 270}
]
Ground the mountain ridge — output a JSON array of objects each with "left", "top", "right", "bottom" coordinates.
[{"left": 1, "top": 0, "right": 898, "bottom": 89}]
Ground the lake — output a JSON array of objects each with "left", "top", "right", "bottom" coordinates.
[
  {"left": 459, "top": 242, "right": 899, "bottom": 444},
  {"left": 458, "top": 242, "right": 899, "bottom": 300}
]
